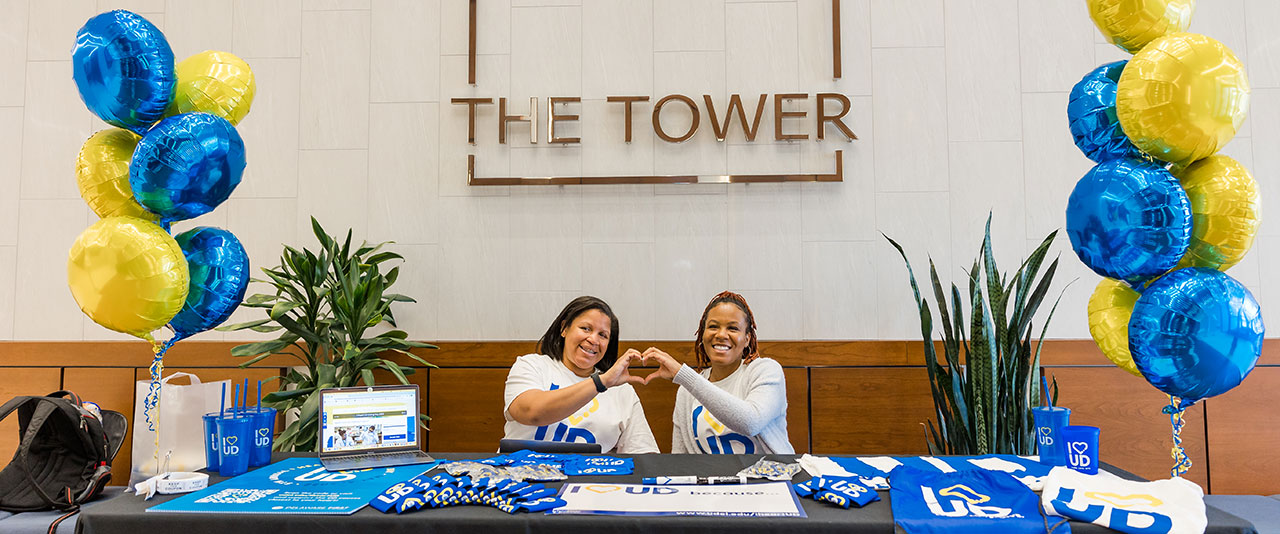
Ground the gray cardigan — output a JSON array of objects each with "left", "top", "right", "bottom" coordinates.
[{"left": 670, "top": 357, "right": 793, "bottom": 454}]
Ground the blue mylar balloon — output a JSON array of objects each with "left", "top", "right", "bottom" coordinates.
[
  {"left": 1068, "top": 61, "right": 1144, "bottom": 163},
  {"left": 72, "top": 10, "right": 175, "bottom": 135},
  {"left": 1129, "top": 268, "right": 1264, "bottom": 402},
  {"left": 169, "top": 227, "right": 250, "bottom": 339},
  {"left": 130, "top": 112, "right": 245, "bottom": 222},
  {"left": 1066, "top": 157, "right": 1192, "bottom": 285}
]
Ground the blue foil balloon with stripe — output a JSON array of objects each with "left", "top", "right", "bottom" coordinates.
[
  {"left": 1068, "top": 61, "right": 1144, "bottom": 163},
  {"left": 1066, "top": 157, "right": 1192, "bottom": 286},
  {"left": 130, "top": 112, "right": 245, "bottom": 222},
  {"left": 169, "top": 227, "right": 250, "bottom": 340},
  {"left": 72, "top": 10, "right": 175, "bottom": 135},
  {"left": 1129, "top": 268, "right": 1264, "bottom": 402}
]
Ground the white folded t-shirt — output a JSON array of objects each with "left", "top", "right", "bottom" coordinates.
[{"left": 1042, "top": 466, "right": 1206, "bottom": 534}]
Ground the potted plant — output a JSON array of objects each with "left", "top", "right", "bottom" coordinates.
[
  {"left": 885, "top": 215, "right": 1063, "bottom": 455},
  {"left": 219, "top": 217, "right": 437, "bottom": 451}
]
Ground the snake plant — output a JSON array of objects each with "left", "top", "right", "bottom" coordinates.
[{"left": 886, "top": 215, "right": 1063, "bottom": 455}]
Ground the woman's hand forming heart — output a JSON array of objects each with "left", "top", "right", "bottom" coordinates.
[{"left": 640, "top": 347, "right": 682, "bottom": 384}]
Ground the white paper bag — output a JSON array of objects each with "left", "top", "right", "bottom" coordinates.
[{"left": 129, "top": 372, "right": 230, "bottom": 486}]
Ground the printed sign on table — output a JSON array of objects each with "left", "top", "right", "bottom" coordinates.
[
  {"left": 147, "top": 457, "right": 437, "bottom": 515},
  {"left": 549, "top": 482, "right": 805, "bottom": 517}
]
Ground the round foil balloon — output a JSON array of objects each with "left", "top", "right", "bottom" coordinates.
[
  {"left": 76, "top": 129, "right": 159, "bottom": 221},
  {"left": 130, "top": 112, "right": 246, "bottom": 222},
  {"left": 169, "top": 227, "right": 250, "bottom": 338},
  {"left": 1066, "top": 157, "right": 1192, "bottom": 285},
  {"left": 1087, "top": 0, "right": 1194, "bottom": 53},
  {"left": 165, "top": 50, "right": 256, "bottom": 126},
  {"left": 1174, "top": 155, "right": 1261, "bottom": 271},
  {"left": 1116, "top": 33, "right": 1249, "bottom": 168},
  {"left": 72, "top": 10, "right": 175, "bottom": 135},
  {"left": 1129, "top": 268, "right": 1264, "bottom": 401},
  {"left": 67, "top": 216, "right": 189, "bottom": 338},
  {"left": 1087, "top": 277, "right": 1142, "bottom": 377},
  {"left": 1068, "top": 61, "right": 1144, "bottom": 163}
]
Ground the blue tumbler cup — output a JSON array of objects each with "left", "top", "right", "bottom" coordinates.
[
  {"left": 1032, "top": 406, "right": 1071, "bottom": 466},
  {"left": 248, "top": 407, "right": 277, "bottom": 467},
  {"left": 1061, "top": 425, "right": 1101, "bottom": 475},
  {"left": 216, "top": 412, "right": 254, "bottom": 477},
  {"left": 202, "top": 413, "right": 221, "bottom": 471}
]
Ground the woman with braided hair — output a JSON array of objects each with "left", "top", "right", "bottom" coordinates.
[{"left": 641, "top": 291, "right": 792, "bottom": 454}]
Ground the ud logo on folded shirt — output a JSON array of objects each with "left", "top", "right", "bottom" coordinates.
[
  {"left": 1041, "top": 466, "right": 1205, "bottom": 534},
  {"left": 890, "top": 466, "right": 1055, "bottom": 534}
]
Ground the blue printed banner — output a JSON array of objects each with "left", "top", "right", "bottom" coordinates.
[{"left": 147, "top": 457, "right": 438, "bottom": 515}]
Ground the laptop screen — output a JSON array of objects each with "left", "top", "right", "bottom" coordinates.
[{"left": 318, "top": 386, "right": 419, "bottom": 454}]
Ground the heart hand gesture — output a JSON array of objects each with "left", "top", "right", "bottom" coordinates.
[
  {"left": 641, "top": 347, "right": 683, "bottom": 385},
  {"left": 600, "top": 348, "right": 646, "bottom": 387}
]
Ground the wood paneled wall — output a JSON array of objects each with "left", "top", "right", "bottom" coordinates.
[{"left": 2, "top": 340, "right": 1278, "bottom": 494}]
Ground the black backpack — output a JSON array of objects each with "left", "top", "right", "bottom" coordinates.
[{"left": 0, "top": 390, "right": 127, "bottom": 515}]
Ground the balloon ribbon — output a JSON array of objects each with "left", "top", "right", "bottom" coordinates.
[
  {"left": 1162, "top": 395, "right": 1193, "bottom": 477},
  {"left": 143, "top": 336, "right": 178, "bottom": 432}
]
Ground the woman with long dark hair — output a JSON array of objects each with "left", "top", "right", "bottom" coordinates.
[
  {"left": 502, "top": 296, "right": 658, "bottom": 453},
  {"left": 642, "top": 291, "right": 791, "bottom": 454}
]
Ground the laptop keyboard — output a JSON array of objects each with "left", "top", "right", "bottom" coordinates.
[
  {"left": 347, "top": 452, "right": 425, "bottom": 461},
  {"left": 323, "top": 451, "right": 434, "bottom": 471}
]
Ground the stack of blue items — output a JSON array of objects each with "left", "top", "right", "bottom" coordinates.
[
  {"left": 370, "top": 471, "right": 566, "bottom": 515},
  {"left": 793, "top": 476, "right": 881, "bottom": 509},
  {"left": 447, "top": 450, "right": 635, "bottom": 478}
]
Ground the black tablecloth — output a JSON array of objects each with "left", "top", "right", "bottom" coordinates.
[{"left": 77, "top": 453, "right": 1257, "bottom": 534}]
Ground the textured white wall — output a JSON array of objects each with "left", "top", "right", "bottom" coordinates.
[{"left": 0, "top": 0, "right": 1273, "bottom": 343}]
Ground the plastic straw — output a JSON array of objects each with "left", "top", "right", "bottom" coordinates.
[
  {"left": 1041, "top": 374, "right": 1052, "bottom": 408},
  {"left": 256, "top": 380, "right": 263, "bottom": 412},
  {"left": 221, "top": 382, "right": 226, "bottom": 416},
  {"left": 233, "top": 383, "right": 240, "bottom": 414},
  {"left": 242, "top": 378, "right": 249, "bottom": 412}
]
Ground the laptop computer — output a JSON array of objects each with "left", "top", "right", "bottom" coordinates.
[{"left": 316, "top": 385, "right": 435, "bottom": 471}]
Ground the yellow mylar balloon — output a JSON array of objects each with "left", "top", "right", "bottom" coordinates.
[
  {"left": 165, "top": 50, "right": 255, "bottom": 125},
  {"left": 68, "top": 216, "right": 189, "bottom": 338},
  {"left": 1174, "top": 154, "right": 1261, "bottom": 271},
  {"left": 1116, "top": 33, "right": 1250, "bottom": 168},
  {"left": 1087, "top": 277, "right": 1142, "bottom": 377},
  {"left": 75, "top": 129, "right": 159, "bottom": 222},
  {"left": 1087, "top": 0, "right": 1194, "bottom": 53}
]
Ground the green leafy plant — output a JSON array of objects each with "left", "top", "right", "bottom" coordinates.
[
  {"left": 885, "top": 215, "right": 1064, "bottom": 455},
  {"left": 218, "top": 217, "right": 437, "bottom": 452}
]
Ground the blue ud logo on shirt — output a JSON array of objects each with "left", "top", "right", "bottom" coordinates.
[
  {"left": 1049, "top": 488, "right": 1174, "bottom": 533},
  {"left": 890, "top": 466, "right": 1046, "bottom": 534},
  {"left": 691, "top": 405, "right": 754, "bottom": 454},
  {"left": 921, "top": 483, "right": 1017, "bottom": 518},
  {"left": 533, "top": 383, "right": 598, "bottom": 444}
]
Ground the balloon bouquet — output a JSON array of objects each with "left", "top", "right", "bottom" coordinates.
[
  {"left": 66, "top": 11, "right": 255, "bottom": 439},
  {"left": 1067, "top": 0, "right": 1265, "bottom": 477}
]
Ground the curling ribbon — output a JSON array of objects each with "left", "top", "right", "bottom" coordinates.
[
  {"left": 143, "top": 336, "right": 179, "bottom": 432},
  {"left": 1162, "top": 395, "right": 1193, "bottom": 477}
]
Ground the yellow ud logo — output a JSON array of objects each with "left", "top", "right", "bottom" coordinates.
[
  {"left": 700, "top": 409, "right": 726, "bottom": 434},
  {"left": 568, "top": 398, "right": 600, "bottom": 425},
  {"left": 922, "top": 484, "right": 1014, "bottom": 518},
  {"left": 1084, "top": 492, "right": 1164, "bottom": 508},
  {"left": 938, "top": 484, "right": 990, "bottom": 504}
]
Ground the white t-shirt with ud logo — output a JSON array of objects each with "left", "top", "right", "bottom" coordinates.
[
  {"left": 502, "top": 353, "right": 658, "bottom": 454},
  {"left": 671, "top": 357, "right": 792, "bottom": 454}
]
